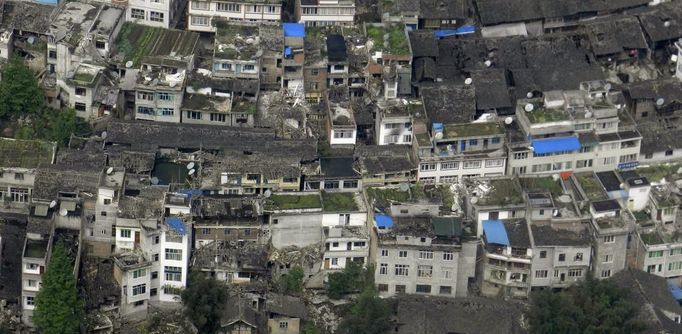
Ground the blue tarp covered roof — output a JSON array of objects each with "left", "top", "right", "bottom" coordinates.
[
  {"left": 434, "top": 25, "right": 476, "bottom": 38},
  {"left": 375, "top": 214, "right": 393, "bottom": 229},
  {"left": 284, "top": 47, "right": 292, "bottom": 57},
  {"left": 283, "top": 23, "right": 305, "bottom": 37},
  {"left": 178, "top": 189, "right": 202, "bottom": 199},
  {"left": 531, "top": 137, "right": 581, "bottom": 154},
  {"left": 670, "top": 282, "right": 682, "bottom": 301},
  {"left": 483, "top": 220, "right": 509, "bottom": 246},
  {"left": 166, "top": 217, "right": 186, "bottom": 236}
]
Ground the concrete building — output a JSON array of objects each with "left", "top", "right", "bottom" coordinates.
[
  {"left": 212, "top": 23, "right": 261, "bottom": 80},
  {"left": 266, "top": 193, "right": 324, "bottom": 249},
  {"left": 373, "top": 216, "right": 476, "bottom": 298},
  {"left": 375, "top": 100, "right": 418, "bottom": 146},
  {"left": 113, "top": 252, "right": 153, "bottom": 319},
  {"left": 366, "top": 24, "right": 411, "bottom": 100},
  {"left": 126, "top": 0, "right": 185, "bottom": 28},
  {"left": 282, "top": 23, "right": 305, "bottom": 95},
  {"left": 187, "top": 0, "right": 281, "bottom": 32},
  {"left": 61, "top": 64, "right": 118, "bottom": 119},
  {"left": 325, "top": 86, "right": 356, "bottom": 146},
  {"left": 0, "top": 138, "right": 56, "bottom": 214},
  {"left": 294, "top": 0, "right": 355, "bottom": 27},
  {"left": 464, "top": 177, "right": 527, "bottom": 238},
  {"left": 480, "top": 219, "right": 533, "bottom": 299},
  {"left": 321, "top": 192, "right": 368, "bottom": 270},
  {"left": 530, "top": 225, "right": 592, "bottom": 289},
  {"left": 303, "top": 157, "right": 361, "bottom": 192},
  {"left": 21, "top": 237, "right": 49, "bottom": 326},
  {"left": 587, "top": 199, "right": 635, "bottom": 279},
  {"left": 89, "top": 167, "right": 125, "bottom": 257}
]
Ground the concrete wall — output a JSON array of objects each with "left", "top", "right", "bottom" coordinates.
[
  {"left": 592, "top": 230, "right": 629, "bottom": 279},
  {"left": 531, "top": 245, "right": 591, "bottom": 288},
  {"left": 270, "top": 213, "right": 323, "bottom": 248}
]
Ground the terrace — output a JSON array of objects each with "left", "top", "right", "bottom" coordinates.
[
  {"left": 636, "top": 163, "right": 682, "bottom": 183},
  {"left": 522, "top": 102, "right": 570, "bottom": 124},
  {"left": 322, "top": 192, "right": 359, "bottom": 212},
  {"left": 67, "top": 64, "right": 101, "bottom": 88},
  {"left": 472, "top": 178, "right": 525, "bottom": 207},
  {"left": 520, "top": 177, "right": 563, "bottom": 196},
  {"left": 23, "top": 239, "right": 48, "bottom": 259},
  {"left": 232, "top": 97, "right": 257, "bottom": 115},
  {"left": 114, "top": 23, "right": 199, "bottom": 67},
  {"left": 576, "top": 173, "right": 608, "bottom": 202},
  {"left": 266, "top": 193, "right": 322, "bottom": 211},
  {"left": 442, "top": 122, "right": 504, "bottom": 139},
  {"left": 366, "top": 24, "right": 410, "bottom": 56}
]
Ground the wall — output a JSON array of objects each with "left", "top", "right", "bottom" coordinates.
[
  {"left": 592, "top": 230, "right": 629, "bottom": 279},
  {"left": 270, "top": 213, "right": 323, "bottom": 248},
  {"left": 417, "top": 157, "right": 507, "bottom": 184}
]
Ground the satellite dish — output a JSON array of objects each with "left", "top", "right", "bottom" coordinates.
[
  {"left": 484, "top": 60, "right": 492, "bottom": 67},
  {"left": 151, "top": 177, "right": 159, "bottom": 185},
  {"left": 59, "top": 208, "right": 68, "bottom": 216},
  {"left": 264, "top": 190, "right": 272, "bottom": 198},
  {"left": 524, "top": 103, "right": 534, "bottom": 112},
  {"left": 399, "top": 183, "right": 410, "bottom": 191},
  {"left": 188, "top": 169, "right": 196, "bottom": 176},
  {"left": 552, "top": 174, "right": 560, "bottom": 181},
  {"left": 585, "top": 111, "right": 593, "bottom": 118},
  {"left": 504, "top": 117, "right": 513, "bottom": 125},
  {"left": 464, "top": 78, "right": 473, "bottom": 85},
  {"left": 664, "top": 20, "right": 672, "bottom": 28},
  {"left": 101, "top": 131, "right": 107, "bottom": 139},
  {"left": 470, "top": 197, "right": 478, "bottom": 204},
  {"left": 604, "top": 83, "right": 612, "bottom": 91},
  {"left": 106, "top": 167, "right": 114, "bottom": 175},
  {"left": 125, "top": 61, "right": 133, "bottom": 68},
  {"left": 434, "top": 132, "right": 444, "bottom": 140},
  {"left": 552, "top": 209, "right": 559, "bottom": 217},
  {"left": 656, "top": 98, "right": 665, "bottom": 106},
  {"left": 49, "top": 200, "right": 57, "bottom": 208},
  {"left": 619, "top": 183, "right": 625, "bottom": 189},
  {"left": 526, "top": 92, "right": 533, "bottom": 98},
  {"left": 186, "top": 162, "right": 195, "bottom": 170}
]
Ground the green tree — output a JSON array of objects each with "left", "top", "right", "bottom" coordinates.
[
  {"left": 0, "top": 58, "right": 44, "bottom": 119},
  {"left": 337, "top": 288, "right": 391, "bottom": 334},
  {"left": 280, "top": 266, "right": 305, "bottom": 295},
  {"left": 327, "top": 261, "right": 371, "bottom": 299},
  {"left": 33, "top": 243, "right": 84, "bottom": 334},
  {"left": 301, "top": 323, "right": 324, "bottom": 334},
  {"left": 40, "top": 108, "right": 91, "bottom": 147},
  {"left": 181, "top": 272, "right": 228, "bottom": 334},
  {"left": 529, "top": 276, "right": 647, "bottom": 334}
]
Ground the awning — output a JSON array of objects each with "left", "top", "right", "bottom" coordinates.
[
  {"left": 434, "top": 25, "right": 476, "bottom": 39},
  {"left": 282, "top": 23, "right": 305, "bottom": 37},
  {"left": 483, "top": 220, "right": 509, "bottom": 246},
  {"left": 531, "top": 136, "right": 581, "bottom": 154},
  {"left": 374, "top": 214, "right": 393, "bottom": 229}
]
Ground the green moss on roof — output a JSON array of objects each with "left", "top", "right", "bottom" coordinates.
[
  {"left": 268, "top": 194, "right": 321, "bottom": 210},
  {"left": 520, "top": 177, "right": 563, "bottom": 196},
  {"left": 0, "top": 138, "right": 55, "bottom": 168},
  {"left": 576, "top": 174, "right": 607, "bottom": 201},
  {"left": 522, "top": 102, "right": 569, "bottom": 124},
  {"left": 443, "top": 122, "right": 503, "bottom": 139},
  {"left": 367, "top": 25, "right": 409, "bottom": 55},
  {"left": 477, "top": 179, "right": 524, "bottom": 207},
  {"left": 232, "top": 98, "right": 257, "bottom": 114},
  {"left": 115, "top": 23, "right": 199, "bottom": 66},
  {"left": 637, "top": 164, "right": 682, "bottom": 183},
  {"left": 322, "top": 192, "right": 358, "bottom": 212},
  {"left": 640, "top": 232, "right": 663, "bottom": 245}
]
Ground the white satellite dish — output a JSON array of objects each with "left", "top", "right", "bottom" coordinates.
[
  {"left": 470, "top": 197, "right": 478, "bottom": 204},
  {"left": 59, "top": 208, "right": 68, "bottom": 216},
  {"left": 188, "top": 169, "right": 196, "bottom": 176},
  {"left": 106, "top": 167, "right": 114, "bottom": 175},
  {"left": 125, "top": 61, "right": 133, "bottom": 68},
  {"left": 656, "top": 98, "right": 665, "bottom": 106},
  {"left": 664, "top": 20, "right": 672, "bottom": 28},
  {"left": 464, "top": 78, "right": 473, "bottom": 85},
  {"left": 524, "top": 103, "right": 534, "bottom": 112},
  {"left": 101, "top": 131, "right": 108, "bottom": 139},
  {"left": 585, "top": 111, "right": 593, "bottom": 118},
  {"left": 604, "top": 83, "right": 612, "bottom": 91},
  {"left": 504, "top": 117, "right": 513, "bottom": 125},
  {"left": 526, "top": 92, "right": 533, "bottom": 98},
  {"left": 264, "top": 190, "right": 272, "bottom": 198},
  {"left": 552, "top": 209, "right": 559, "bottom": 217},
  {"left": 434, "top": 132, "right": 444, "bottom": 140},
  {"left": 186, "top": 162, "right": 195, "bottom": 170},
  {"left": 484, "top": 60, "right": 492, "bottom": 67},
  {"left": 619, "top": 183, "right": 625, "bottom": 189},
  {"left": 151, "top": 177, "right": 159, "bottom": 185},
  {"left": 49, "top": 200, "right": 57, "bottom": 208}
]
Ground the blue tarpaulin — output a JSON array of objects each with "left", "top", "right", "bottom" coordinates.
[
  {"left": 166, "top": 217, "right": 187, "bottom": 236},
  {"left": 483, "top": 220, "right": 509, "bottom": 246},
  {"left": 670, "top": 283, "right": 682, "bottom": 301},
  {"left": 178, "top": 189, "right": 203, "bottom": 199},
  {"left": 375, "top": 214, "right": 394, "bottom": 229},
  {"left": 283, "top": 23, "right": 305, "bottom": 37},
  {"left": 284, "top": 47, "right": 292, "bottom": 57},
  {"left": 434, "top": 25, "right": 476, "bottom": 38},
  {"left": 531, "top": 137, "right": 581, "bottom": 154}
]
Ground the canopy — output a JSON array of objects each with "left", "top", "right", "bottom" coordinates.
[
  {"left": 483, "top": 220, "right": 509, "bottom": 246},
  {"left": 374, "top": 214, "right": 394, "bottom": 229},
  {"left": 531, "top": 136, "right": 581, "bottom": 154}
]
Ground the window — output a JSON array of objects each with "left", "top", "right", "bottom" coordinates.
[
  {"left": 131, "top": 8, "right": 145, "bottom": 20},
  {"left": 403, "top": 135, "right": 412, "bottom": 142},
  {"left": 664, "top": 207, "right": 675, "bottom": 216},
  {"left": 103, "top": 198, "right": 111, "bottom": 205},
  {"left": 415, "top": 284, "right": 431, "bottom": 293},
  {"left": 333, "top": 130, "right": 353, "bottom": 139},
  {"left": 380, "top": 250, "right": 389, "bottom": 257},
  {"left": 216, "top": 2, "right": 240, "bottom": 11},
  {"left": 378, "top": 284, "right": 388, "bottom": 292},
  {"left": 133, "top": 269, "right": 146, "bottom": 278},
  {"left": 440, "top": 175, "right": 458, "bottom": 184},
  {"left": 485, "top": 159, "right": 504, "bottom": 168},
  {"left": 669, "top": 261, "right": 682, "bottom": 271},
  {"left": 343, "top": 180, "right": 358, "bottom": 188},
  {"left": 279, "top": 322, "right": 288, "bottom": 329},
  {"left": 331, "top": 258, "right": 338, "bottom": 265},
  {"left": 379, "top": 263, "right": 388, "bottom": 275},
  {"left": 420, "top": 163, "right": 436, "bottom": 171},
  {"left": 443, "top": 252, "right": 454, "bottom": 261},
  {"left": 417, "top": 265, "right": 433, "bottom": 278},
  {"left": 26, "top": 296, "right": 34, "bottom": 306},
  {"left": 491, "top": 137, "right": 501, "bottom": 144},
  {"left": 554, "top": 270, "right": 560, "bottom": 278},
  {"left": 469, "top": 139, "right": 478, "bottom": 146},
  {"left": 603, "top": 235, "right": 615, "bottom": 243},
  {"left": 568, "top": 269, "right": 582, "bottom": 277},
  {"left": 394, "top": 264, "right": 409, "bottom": 276},
  {"left": 243, "top": 64, "right": 255, "bottom": 71},
  {"left": 14, "top": 173, "right": 24, "bottom": 180},
  {"left": 395, "top": 285, "right": 406, "bottom": 293},
  {"left": 419, "top": 251, "right": 433, "bottom": 260},
  {"left": 649, "top": 250, "right": 664, "bottom": 258},
  {"left": 575, "top": 253, "right": 583, "bottom": 261},
  {"left": 535, "top": 270, "right": 548, "bottom": 278},
  {"left": 671, "top": 248, "right": 682, "bottom": 256},
  {"left": 164, "top": 287, "right": 182, "bottom": 295},
  {"left": 442, "top": 267, "right": 453, "bottom": 279},
  {"left": 338, "top": 213, "right": 350, "bottom": 225},
  {"left": 419, "top": 177, "right": 436, "bottom": 184},
  {"left": 666, "top": 150, "right": 674, "bottom": 156},
  {"left": 75, "top": 102, "right": 87, "bottom": 112},
  {"left": 202, "top": 228, "right": 210, "bottom": 235},
  {"left": 603, "top": 254, "right": 613, "bottom": 263},
  {"left": 463, "top": 160, "right": 482, "bottom": 169},
  {"left": 165, "top": 248, "right": 182, "bottom": 261},
  {"left": 514, "top": 152, "right": 528, "bottom": 160},
  {"left": 384, "top": 123, "right": 400, "bottom": 129},
  {"left": 75, "top": 87, "right": 86, "bottom": 96},
  {"left": 153, "top": 236, "right": 160, "bottom": 244},
  {"left": 152, "top": 271, "right": 158, "bottom": 279},
  {"left": 153, "top": 254, "right": 159, "bottom": 262},
  {"left": 149, "top": 11, "right": 164, "bottom": 22},
  {"left": 137, "top": 106, "right": 154, "bottom": 115},
  {"left": 398, "top": 251, "right": 408, "bottom": 258},
  {"left": 441, "top": 162, "right": 459, "bottom": 170},
  {"left": 210, "top": 113, "right": 226, "bottom": 122},
  {"left": 191, "top": 1, "right": 209, "bottom": 9},
  {"left": 137, "top": 92, "right": 154, "bottom": 101},
  {"left": 539, "top": 251, "right": 547, "bottom": 259},
  {"left": 600, "top": 270, "right": 611, "bottom": 278},
  {"left": 619, "top": 154, "right": 638, "bottom": 164},
  {"left": 157, "top": 92, "right": 173, "bottom": 101},
  {"left": 120, "top": 229, "right": 131, "bottom": 238},
  {"left": 164, "top": 266, "right": 182, "bottom": 281},
  {"left": 603, "top": 156, "right": 616, "bottom": 165},
  {"left": 48, "top": 50, "right": 57, "bottom": 59},
  {"left": 27, "top": 280, "right": 37, "bottom": 287},
  {"left": 186, "top": 111, "right": 202, "bottom": 120},
  {"left": 160, "top": 108, "right": 174, "bottom": 116},
  {"left": 576, "top": 159, "right": 593, "bottom": 168},
  {"left": 132, "top": 284, "right": 146, "bottom": 296},
  {"left": 10, "top": 188, "right": 28, "bottom": 202},
  {"left": 220, "top": 63, "right": 232, "bottom": 70},
  {"left": 558, "top": 253, "right": 566, "bottom": 262},
  {"left": 26, "top": 263, "right": 39, "bottom": 270}
]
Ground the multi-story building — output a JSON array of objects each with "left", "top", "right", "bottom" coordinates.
[
  {"left": 295, "top": 0, "right": 355, "bottom": 27},
  {"left": 530, "top": 225, "right": 592, "bottom": 289},
  {"left": 88, "top": 167, "right": 125, "bottom": 257},
  {"left": 464, "top": 177, "right": 527, "bottom": 238},
  {"left": 212, "top": 23, "right": 261, "bottom": 80},
  {"left": 21, "top": 236, "right": 49, "bottom": 325},
  {"left": 507, "top": 81, "right": 642, "bottom": 176},
  {"left": 113, "top": 252, "right": 153, "bottom": 319},
  {"left": 0, "top": 138, "right": 56, "bottom": 214},
  {"left": 321, "top": 192, "right": 368, "bottom": 270},
  {"left": 266, "top": 192, "right": 324, "bottom": 249},
  {"left": 481, "top": 219, "right": 533, "bottom": 298},
  {"left": 62, "top": 64, "right": 118, "bottom": 119},
  {"left": 326, "top": 86, "right": 356, "bottom": 146},
  {"left": 192, "top": 195, "right": 263, "bottom": 248},
  {"left": 188, "top": 0, "right": 282, "bottom": 32},
  {"left": 587, "top": 199, "right": 634, "bottom": 279},
  {"left": 282, "top": 23, "right": 305, "bottom": 95},
  {"left": 374, "top": 216, "right": 476, "bottom": 298},
  {"left": 375, "top": 100, "right": 418, "bottom": 146},
  {"left": 126, "top": 0, "right": 186, "bottom": 28}
]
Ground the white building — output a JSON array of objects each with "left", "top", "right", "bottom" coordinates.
[
  {"left": 187, "top": 0, "right": 281, "bottom": 32},
  {"left": 126, "top": 0, "right": 185, "bottom": 28},
  {"left": 375, "top": 100, "right": 417, "bottom": 146},
  {"left": 295, "top": 0, "right": 355, "bottom": 27},
  {"left": 321, "top": 192, "right": 368, "bottom": 270}
]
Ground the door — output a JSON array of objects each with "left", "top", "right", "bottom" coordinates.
[
  {"left": 324, "top": 258, "right": 330, "bottom": 269},
  {"left": 135, "top": 232, "right": 140, "bottom": 248},
  {"left": 560, "top": 273, "right": 566, "bottom": 282}
]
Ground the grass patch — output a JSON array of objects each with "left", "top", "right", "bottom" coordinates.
[
  {"left": 0, "top": 138, "right": 54, "bottom": 168},
  {"left": 322, "top": 192, "right": 358, "bottom": 212},
  {"left": 637, "top": 163, "right": 682, "bottom": 183},
  {"left": 576, "top": 174, "right": 607, "bottom": 201},
  {"left": 367, "top": 25, "right": 409, "bottom": 55},
  {"left": 520, "top": 177, "right": 563, "bottom": 196},
  {"left": 640, "top": 232, "right": 663, "bottom": 245},
  {"left": 268, "top": 194, "right": 321, "bottom": 210}
]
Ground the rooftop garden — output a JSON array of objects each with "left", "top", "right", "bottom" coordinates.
[
  {"left": 523, "top": 102, "right": 570, "bottom": 124},
  {"left": 596, "top": 216, "right": 625, "bottom": 229},
  {"left": 267, "top": 194, "right": 321, "bottom": 210},
  {"left": 215, "top": 23, "right": 259, "bottom": 59},
  {"left": 0, "top": 138, "right": 55, "bottom": 168},
  {"left": 520, "top": 177, "right": 563, "bottom": 196},
  {"left": 367, "top": 24, "right": 409, "bottom": 55},
  {"left": 576, "top": 174, "right": 607, "bottom": 201},
  {"left": 636, "top": 163, "right": 682, "bottom": 183},
  {"left": 232, "top": 98, "right": 257, "bottom": 114},
  {"left": 322, "top": 192, "right": 359, "bottom": 212},
  {"left": 443, "top": 122, "right": 504, "bottom": 139},
  {"left": 632, "top": 210, "right": 651, "bottom": 223},
  {"left": 640, "top": 232, "right": 663, "bottom": 245},
  {"left": 477, "top": 179, "right": 524, "bottom": 207}
]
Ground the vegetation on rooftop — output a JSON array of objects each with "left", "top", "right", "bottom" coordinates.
[
  {"left": 632, "top": 210, "right": 650, "bottom": 223},
  {"left": 0, "top": 137, "right": 54, "bottom": 168},
  {"left": 636, "top": 163, "right": 682, "bottom": 183},
  {"left": 525, "top": 107, "right": 569, "bottom": 124},
  {"left": 232, "top": 99, "right": 257, "bottom": 114},
  {"left": 640, "top": 232, "right": 663, "bottom": 245},
  {"left": 521, "top": 177, "right": 563, "bottom": 196},
  {"left": 576, "top": 174, "right": 607, "bottom": 201},
  {"left": 479, "top": 179, "right": 524, "bottom": 206},
  {"left": 322, "top": 192, "right": 358, "bottom": 212},
  {"left": 268, "top": 194, "right": 321, "bottom": 210},
  {"left": 444, "top": 122, "right": 503, "bottom": 138},
  {"left": 72, "top": 71, "right": 95, "bottom": 83},
  {"left": 366, "top": 25, "right": 409, "bottom": 55}
]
